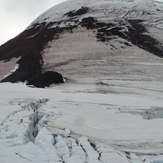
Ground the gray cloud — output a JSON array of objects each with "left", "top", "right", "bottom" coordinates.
[{"left": 0, "top": 0, "right": 66, "bottom": 45}]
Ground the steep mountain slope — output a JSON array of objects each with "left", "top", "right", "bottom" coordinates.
[
  {"left": 0, "top": 0, "right": 163, "bottom": 86},
  {"left": 0, "top": 1, "right": 163, "bottom": 163}
]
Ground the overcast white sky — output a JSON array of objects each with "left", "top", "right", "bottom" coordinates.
[
  {"left": 0, "top": 0, "right": 163, "bottom": 46},
  {"left": 0, "top": 0, "right": 66, "bottom": 45}
]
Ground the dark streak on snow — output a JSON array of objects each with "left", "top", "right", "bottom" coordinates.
[
  {"left": 64, "top": 6, "right": 89, "bottom": 17},
  {"left": 125, "top": 152, "right": 132, "bottom": 163},
  {"left": 0, "top": 13, "right": 163, "bottom": 84},
  {"left": 88, "top": 139, "right": 102, "bottom": 161},
  {"left": 0, "top": 23, "right": 69, "bottom": 84},
  {"left": 76, "top": 139, "right": 88, "bottom": 163},
  {"left": 0, "top": 109, "right": 24, "bottom": 126},
  {"left": 15, "top": 153, "right": 32, "bottom": 162},
  {"left": 128, "top": 107, "right": 163, "bottom": 120},
  {"left": 80, "top": 17, "right": 163, "bottom": 57}
]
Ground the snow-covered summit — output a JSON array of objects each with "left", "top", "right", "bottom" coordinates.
[{"left": 30, "top": 0, "right": 157, "bottom": 26}]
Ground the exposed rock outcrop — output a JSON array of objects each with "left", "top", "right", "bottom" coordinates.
[
  {"left": 0, "top": 0, "right": 163, "bottom": 84},
  {"left": 26, "top": 71, "right": 64, "bottom": 88}
]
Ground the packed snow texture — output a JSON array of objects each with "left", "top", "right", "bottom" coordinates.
[
  {"left": 0, "top": 80, "right": 163, "bottom": 162},
  {"left": 30, "top": 0, "right": 163, "bottom": 29}
]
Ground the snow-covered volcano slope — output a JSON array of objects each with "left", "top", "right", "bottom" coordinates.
[
  {"left": 0, "top": 0, "right": 163, "bottom": 162},
  {"left": 0, "top": 0, "right": 163, "bottom": 84}
]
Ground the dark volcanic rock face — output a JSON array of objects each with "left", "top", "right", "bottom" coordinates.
[
  {"left": 65, "top": 6, "right": 89, "bottom": 17},
  {"left": 0, "top": 23, "right": 68, "bottom": 84},
  {"left": 88, "top": 19, "right": 163, "bottom": 57},
  {"left": 0, "top": 1, "right": 163, "bottom": 85},
  {"left": 1, "top": 50, "right": 42, "bottom": 83},
  {"left": 0, "top": 17, "right": 163, "bottom": 84},
  {"left": 26, "top": 71, "right": 64, "bottom": 88},
  {"left": 0, "top": 23, "right": 58, "bottom": 82}
]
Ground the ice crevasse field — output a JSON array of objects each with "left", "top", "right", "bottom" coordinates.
[{"left": 0, "top": 0, "right": 163, "bottom": 162}]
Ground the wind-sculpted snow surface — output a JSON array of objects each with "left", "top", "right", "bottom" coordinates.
[
  {"left": 0, "top": 81, "right": 163, "bottom": 162},
  {"left": 30, "top": 0, "right": 157, "bottom": 25}
]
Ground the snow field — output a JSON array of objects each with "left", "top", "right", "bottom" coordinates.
[{"left": 0, "top": 80, "right": 163, "bottom": 162}]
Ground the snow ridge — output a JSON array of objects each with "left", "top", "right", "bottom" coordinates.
[{"left": 30, "top": 0, "right": 158, "bottom": 27}]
